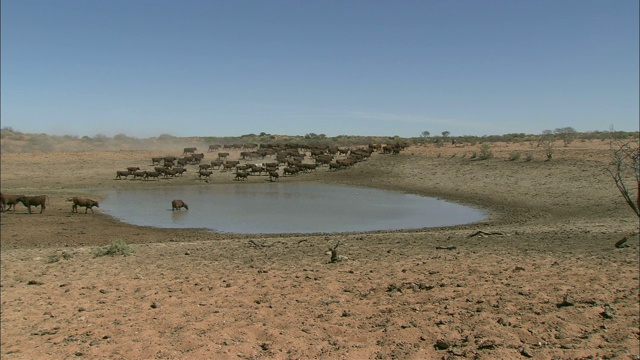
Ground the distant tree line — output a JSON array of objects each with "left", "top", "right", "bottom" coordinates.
[{"left": 0, "top": 126, "right": 637, "bottom": 153}]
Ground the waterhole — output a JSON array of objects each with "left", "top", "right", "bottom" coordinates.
[{"left": 99, "top": 183, "right": 486, "bottom": 234}]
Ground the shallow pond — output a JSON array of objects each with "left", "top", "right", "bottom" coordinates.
[{"left": 99, "top": 183, "right": 486, "bottom": 234}]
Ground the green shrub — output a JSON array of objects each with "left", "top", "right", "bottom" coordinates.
[
  {"left": 508, "top": 151, "right": 521, "bottom": 161},
  {"left": 48, "top": 251, "right": 74, "bottom": 263},
  {"left": 94, "top": 240, "right": 135, "bottom": 257},
  {"left": 470, "top": 151, "right": 477, "bottom": 159},
  {"left": 479, "top": 144, "right": 493, "bottom": 160}
]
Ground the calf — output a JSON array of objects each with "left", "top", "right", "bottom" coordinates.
[{"left": 67, "top": 197, "right": 99, "bottom": 213}]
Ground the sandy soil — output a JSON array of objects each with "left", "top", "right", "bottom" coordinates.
[{"left": 1, "top": 140, "right": 638, "bottom": 359}]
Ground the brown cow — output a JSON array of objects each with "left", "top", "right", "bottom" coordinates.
[
  {"left": 17, "top": 195, "right": 49, "bottom": 214},
  {"left": 144, "top": 171, "right": 161, "bottom": 180},
  {"left": 115, "top": 170, "right": 130, "bottom": 179},
  {"left": 172, "top": 199, "right": 188, "bottom": 211},
  {"left": 234, "top": 171, "right": 250, "bottom": 181},
  {"left": 268, "top": 171, "right": 279, "bottom": 182},
  {"left": 67, "top": 197, "right": 99, "bottom": 213},
  {"left": 2, "top": 194, "right": 25, "bottom": 212},
  {"left": 198, "top": 170, "right": 213, "bottom": 179}
]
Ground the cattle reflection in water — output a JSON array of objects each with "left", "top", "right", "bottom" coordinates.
[{"left": 99, "top": 183, "right": 486, "bottom": 234}]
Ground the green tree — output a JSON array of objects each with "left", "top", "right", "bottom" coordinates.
[{"left": 554, "top": 127, "right": 577, "bottom": 147}]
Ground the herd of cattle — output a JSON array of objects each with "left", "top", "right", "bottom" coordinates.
[
  {"left": 1, "top": 142, "right": 407, "bottom": 215},
  {"left": 113, "top": 142, "right": 408, "bottom": 183}
]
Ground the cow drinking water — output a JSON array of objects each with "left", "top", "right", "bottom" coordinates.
[{"left": 172, "top": 199, "right": 188, "bottom": 211}]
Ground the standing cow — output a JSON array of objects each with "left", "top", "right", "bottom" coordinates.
[
  {"left": 172, "top": 199, "right": 188, "bottom": 211},
  {"left": 1, "top": 194, "right": 25, "bottom": 212},
  {"left": 67, "top": 197, "right": 99, "bottom": 213},
  {"left": 17, "top": 195, "right": 49, "bottom": 214}
]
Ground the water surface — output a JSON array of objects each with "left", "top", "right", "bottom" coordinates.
[{"left": 99, "top": 183, "right": 485, "bottom": 234}]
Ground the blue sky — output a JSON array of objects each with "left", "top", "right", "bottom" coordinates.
[{"left": 2, "top": 0, "right": 638, "bottom": 138}]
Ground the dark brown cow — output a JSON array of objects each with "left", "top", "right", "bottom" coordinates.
[
  {"left": 133, "top": 170, "right": 147, "bottom": 180},
  {"left": 126, "top": 166, "right": 140, "bottom": 173},
  {"left": 234, "top": 171, "right": 250, "bottom": 181},
  {"left": 17, "top": 195, "right": 49, "bottom": 214},
  {"left": 183, "top": 147, "right": 197, "bottom": 154},
  {"left": 144, "top": 171, "right": 161, "bottom": 180},
  {"left": 173, "top": 167, "right": 187, "bottom": 176},
  {"left": 198, "top": 170, "right": 213, "bottom": 179},
  {"left": 172, "top": 199, "right": 189, "bottom": 211},
  {"left": 218, "top": 152, "right": 230, "bottom": 159},
  {"left": 268, "top": 171, "right": 279, "bottom": 182},
  {"left": 208, "top": 144, "right": 220, "bottom": 152},
  {"left": 283, "top": 167, "right": 299, "bottom": 176},
  {"left": 67, "top": 197, "right": 99, "bottom": 213}
]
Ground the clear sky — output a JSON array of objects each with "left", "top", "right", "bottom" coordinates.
[{"left": 2, "top": 0, "right": 638, "bottom": 138}]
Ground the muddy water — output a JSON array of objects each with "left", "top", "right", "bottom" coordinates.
[{"left": 99, "top": 183, "right": 486, "bottom": 234}]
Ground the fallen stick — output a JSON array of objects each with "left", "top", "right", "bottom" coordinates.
[{"left": 467, "top": 230, "right": 505, "bottom": 238}]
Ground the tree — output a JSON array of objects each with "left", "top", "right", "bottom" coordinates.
[
  {"left": 606, "top": 141, "right": 640, "bottom": 218},
  {"left": 421, "top": 131, "right": 430, "bottom": 138},
  {"left": 554, "top": 127, "right": 577, "bottom": 147},
  {"left": 442, "top": 131, "right": 450, "bottom": 138}
]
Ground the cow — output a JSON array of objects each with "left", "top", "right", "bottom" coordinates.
[
  {"left": 300, "top": 163, "right": 317, "bottom": 172},
  {"left": 151, "top": 157, "right": 163, "bottom": 165},
  {"left": 144, "top": 171, "right": 161, "bottom": 180},
  {"left": 67, "top": 197, "right": 99, "bottom": 213},
  {"left": 133, "top": 170, "right": 147, "bottom": 180},
  {"left": 329, "top": 162, "right": 343, "bottom": 171},
  {"left": 210, "top": 160, "right": 223, "bottom": 169},
  {"left": 17, "top": 195, "right": 49, "bottom": 214},
  {"left": 173, "top": 167, "right": 187, "bottom": 176},
  {"left": 235, "top": 171, "right": 250, "bottom": 181},
  {"left": 208, "top": 144, "right": 220, "bottom": 152},
  {"left": 2, "top": 194, "right": 25, "bottom": 212},
  {"left": 171, "top": 199, "right": 189, "bottom": 211},
  {"left": 198, "top": 170, "right": 213, "bottom": 179},
  {"left": 268, "top": 171, "right": 279, "bottom": 182},
  {"left": 126, "top": 166, "right": 140, "bottom": 173},
  {"left": 198, "top": 164, "right": 211, "bottom": 171},
  {"left": 192, "top": 153, "right": 205, "bottom": 163},
  {"left": 115, "top": 170, "right": 130, "bottom": 180},
  {"left": 183, "top": 147, "right": 197, "bottom": 155},
  {"left": 0, "top": 192, "right": 4, "bottom": 212},
  {"left": 218, "top": 152, "right": 230, "bottom": 159},
  {"left": 283, "top": 167, "right": 299, "bottom": 176}
]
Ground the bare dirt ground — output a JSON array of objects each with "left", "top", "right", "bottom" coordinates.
[{"left": 1, "top": 140, "right": 638, "bottom": 359}]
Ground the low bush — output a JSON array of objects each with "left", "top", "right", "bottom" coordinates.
[{"left": 94, "top": 240, "right": 135, "bottom": 257}]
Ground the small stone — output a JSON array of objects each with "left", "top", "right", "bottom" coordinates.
[
  {"left": 151, "top": 302, "right": 158, "bottom": 309},
  {"left": 520, "top": 346, "right": 534, "bottom": 358},
  {"left": 434, "top": 339, "right": 451, "bottom": 350}
]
